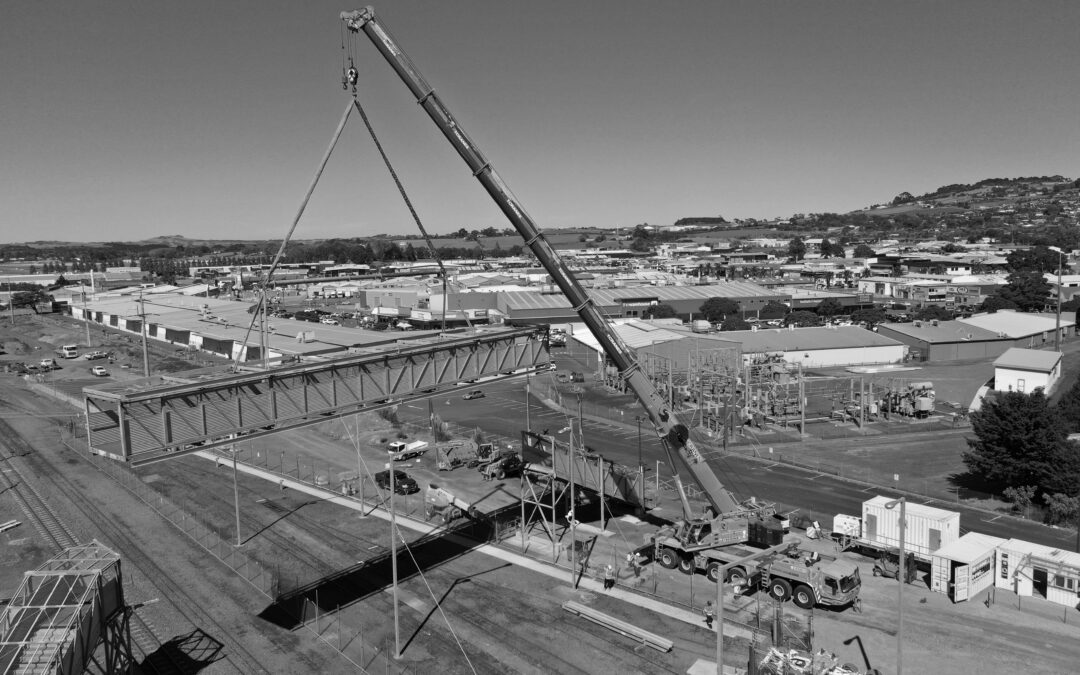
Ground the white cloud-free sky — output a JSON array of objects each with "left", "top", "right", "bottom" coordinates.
[{"left": 3, "top": 1, "right": 1077, "bottom": 242}]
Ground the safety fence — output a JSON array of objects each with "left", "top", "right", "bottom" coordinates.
[{"left": 83, "top": 442, "right": 277, "bottom": 597}]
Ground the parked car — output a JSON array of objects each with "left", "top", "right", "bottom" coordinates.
[
  {"left": 462, "top": 390, "right": 485, "bottom": 400},
  {"left": 91, "top": 366, "right": 109, "bottom": 377},
  {"left": 374, "top": 469, "right": 419, "bottom": 495},
  {"left": 320, "top": 318, "right": 340, "bottom": 326},
  {"left": 556, "top": 373, "right": 570, "bottom": 383}
]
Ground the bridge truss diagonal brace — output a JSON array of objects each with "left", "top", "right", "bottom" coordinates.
[{"left": 84, "top": 328, "right": 548, "bottom": 466}]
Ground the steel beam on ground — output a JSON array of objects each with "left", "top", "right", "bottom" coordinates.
[{"left": 82, "top": 327, "right": 548, "bottom": 465}]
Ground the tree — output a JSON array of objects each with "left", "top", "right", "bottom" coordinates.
[
  {"left": 1003, "top": 485, "right": 1037, "bottom": 518},
  {"left": 11, "top": 289, "right": 51, "bottom": 312},
  {"left": 784, "top": 311, "right": 821, "bottom": 327},
  {"left": 852, "top": 308, "right": 886, "bottom": 327},
  {"left": 819, "top": 238, "right": 845, "bottom": 258},
  {"left": 719, "top": 316, "right": 750, "bottom": 331},
  {"left": 913, "top": 305, "right": 953, "bottom": 321},
  {"left": 963, "top": 389, "right": 1080, "bottom": 495},
  {"left": 992, "top": 271, "right": 1051, "bottom": 312},
  {"left": 787, "top": 237, "right": 806, "bottom": 262},
  {"left": 816, "top": 298, "right": 844, "bottom": 317},
  {"left": 1006, "top": 246, "right": 1060, "bottom": 274},
  {"left": 1043, "top": 493, "right": 1080, "bottom": 526},
  {"left": 642, "top": 303, "right": 678, "bottom": 320},
  {"left": 699, "top": 297, "right": 741, "bottom": 323},
  {"left": 480, "top": 226, "right": 499, "bottom": 238},
  {"left": 940, "top": 243, "right": 966, "bottom": 253},
  {"left": 1055, "top": 377, "right": 1080, "bottom": 433},
  {"left": 759, "top": 301, "right": 789, "bottom": 320},
  {"left": 853, "top": 244, "right": 876, "bottom": 259},
  {"left": 980, "top": 295, "right": 1019, "bottom": 313}
]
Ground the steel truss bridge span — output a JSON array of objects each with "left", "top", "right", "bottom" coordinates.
[{"left": 83, "top": 327, "right": 548, "bottom": 466}]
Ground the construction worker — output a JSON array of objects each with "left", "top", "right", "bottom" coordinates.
[
  {"left": 603, "top": 564, "right": 616, "bottom": 590},
  {"left": 703, "top": 600, "right": 715, "bottom": 629}
]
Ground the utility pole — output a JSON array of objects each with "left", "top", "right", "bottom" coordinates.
[
  {"left": 232, "top": 448, "right": 242, "bottom": 546},
  {"left": 388, "top": 462, "right": 402, "bottom": 658},
  {"left": 83, "top": 275, "right": 92, "bottom": 347},
  {"left": 138, "top": 292, "right": 150, "bottom": 377},
  {"left": 1049, "top": 246, "right": 1064, "bottom": 351}
]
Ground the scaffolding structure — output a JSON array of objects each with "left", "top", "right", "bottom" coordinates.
[{"left": 0, "top": 542, "right": 128, "bottom": 675}]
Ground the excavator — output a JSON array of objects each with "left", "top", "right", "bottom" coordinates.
[{"left": 340, "top": 7, "right": 778, "bottom": 555}]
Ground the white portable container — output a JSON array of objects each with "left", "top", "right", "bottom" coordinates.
[
  {"left": 832, "top": 514, "right": 862, "bottom": 538},
  {"left": 860, "top": 496, "right": 960, "bottom": 561}
]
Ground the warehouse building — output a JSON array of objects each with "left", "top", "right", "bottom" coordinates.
[
  {"left": 497, "top": 282, "right": 789, "bottom": 324},
  {"left": 878, "top": 311, "right": 1076, "bottom": 362},
  {"left": 955, "top": 310, "right": 1075, "bottom": 348},
  {"left": 703, "top": 325, "right": 907, "bottom": 368},
  {"left": 876, "top": 320, "right": 1010, "bottom": 362}
]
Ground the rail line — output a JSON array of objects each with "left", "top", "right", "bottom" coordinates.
[
  {"left": 0, "top": 417, "right": 271, "bottom": 675},
  {"left": 0, "top": 447, "right": 80, "bottom": 551}
]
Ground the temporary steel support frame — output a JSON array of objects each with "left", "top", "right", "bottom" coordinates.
[{"left": 83, "top": 327, "right": 547, "bottom": 466}]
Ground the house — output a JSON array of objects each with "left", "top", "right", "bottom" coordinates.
[{"left": 992, "top": 348, "right": 1061, "bottom": 394}]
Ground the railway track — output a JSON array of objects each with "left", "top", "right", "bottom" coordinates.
[
  {"left": 0, "top": 418, "right": 272, "bottom": 674},
  {"left": 0, "top": 456, "right": 80, "bottom": 551}
]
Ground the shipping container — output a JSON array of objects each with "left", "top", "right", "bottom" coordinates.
[{"left": 860, "top": 496, "right": 960, "bottom": 562}]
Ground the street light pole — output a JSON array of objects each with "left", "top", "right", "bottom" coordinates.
[{"left": 885, "top": 497, "right": 906, "bottom": 675}]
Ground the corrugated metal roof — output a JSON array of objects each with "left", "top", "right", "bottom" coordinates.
[
  {"left": 993, "top": 347, "right": 1061, "bottom": 372},
  {"left": 702, "top": 326, "right": 903, "bottom": 352},
  {"left": 566, "top": 320, "right": 739, "bottom": 352},
  {"left": 1001, "top": 538, "right": 1080, "bottom": 569},
  {"left": 500, "top": 281, "right": 785, "bottom": 311},
  {"left": 957, "top": 310, "right": 1075, "bottom": 338},
  {"left": 877, "top": 320, "right": 1002, "bottom": 343},
  {"left": 933, "top": 532, "right": 1006, "bottom": 564}
]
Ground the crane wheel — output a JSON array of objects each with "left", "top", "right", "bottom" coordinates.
[
  {"left": 677, "top": 556, "right": 695, "bottom": 575},
  {"left": 792, "top": 585, "right": 815, "bottom": 609},
  {"left": 706, "top": 563, "right": 721, "bottom": 583},
  {"left": 726, "top": 567, "right": 747, "bottom": 585},
  {"left": 769, "top": 578, "right": 792, "bottom": 602},
  {"left": 658, "top": 548, "right": 679, "bottom": 569}
]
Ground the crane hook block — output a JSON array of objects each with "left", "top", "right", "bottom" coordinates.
[
  {"left": 347, "top": 66, "right": 359, "bottom": 86},
  {"left": 666, "top": 424, "right": 689, "bottom": 448}
]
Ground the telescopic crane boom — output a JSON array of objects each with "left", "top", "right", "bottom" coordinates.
[{"left": 341, "top": 7, "right": 771, "bottom": 527}]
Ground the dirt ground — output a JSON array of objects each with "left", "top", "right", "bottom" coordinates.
[{"left": 3, "top": 313, "right": 1080, "bottom": 674}]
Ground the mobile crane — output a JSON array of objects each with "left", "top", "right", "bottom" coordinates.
[{"left": 340, "top": 6, "right": 777, "bottom": 555}]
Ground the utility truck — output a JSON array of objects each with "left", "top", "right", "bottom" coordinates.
[
  {"left": 387, "top": 440, "right": 428, "bottom": 461},
  {"left": 424, "top": 483, "right": 478, "bottom": 524}
]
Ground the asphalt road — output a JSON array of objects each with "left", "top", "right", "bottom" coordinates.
[{"left": 403, "top": 376, "right": 1077, "bottom": 552}]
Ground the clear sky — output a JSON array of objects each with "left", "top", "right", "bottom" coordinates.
[{"left": 3, "top": 1, "right": 1077, "bottom": 243}]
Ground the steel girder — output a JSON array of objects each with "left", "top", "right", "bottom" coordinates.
[{"left": 84, "top": 328, "right": 548, "bottom": 466}]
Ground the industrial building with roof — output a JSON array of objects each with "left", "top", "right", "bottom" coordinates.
[
  {"left": 496, "top": 281, "right": 789, "bottom": 324},
  {"left": 992, "top": 347, "right": 1062, "bottom": 394},
  {"left": 701, "top": 325, "right": 907, "bottom": 368},
  {"left": 69, "top": 294, "right": 448, "bottom": 362},
  {"left": 565, "top": 320, "right": 905, "bottom": 369},
  {"left": 878, "top": 310, "right": 1076, "bottom": 362}
]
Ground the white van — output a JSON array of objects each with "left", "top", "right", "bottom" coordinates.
[{"left": 60, "top": 345, "right": 79, "bottom": 358}]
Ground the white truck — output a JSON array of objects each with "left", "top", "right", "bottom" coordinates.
[
  {"left": 387, "top": 440, "right": 429, "bottom": 461},
  {"left": 833, "top": 496, "right": 960, "bottom": 564}
]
